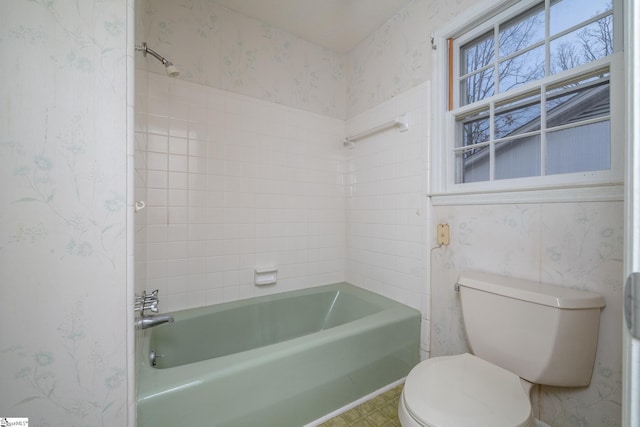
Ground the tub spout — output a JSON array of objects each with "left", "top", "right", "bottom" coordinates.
[{"left": 136, "top": 314, "right": 174, "bottom": 330}]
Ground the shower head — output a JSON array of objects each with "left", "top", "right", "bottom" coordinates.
[
  {"left": 165, "top": 64, "right": 180, "bottom": 78},
  {"left": 136, "top": 42, "right": 180, "bottom": 77}
]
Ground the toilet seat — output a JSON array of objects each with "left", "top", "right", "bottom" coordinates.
[{"left": 401, "top": 353, "right": 533, "bottom": 427}]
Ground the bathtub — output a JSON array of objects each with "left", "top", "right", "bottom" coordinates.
[{"left": 137, "top": 282, "right": 421, "bottom": 427}]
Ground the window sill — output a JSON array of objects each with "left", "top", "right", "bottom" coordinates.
[{"left": 428, "top": 182, "right": 623, "bottom": 206}]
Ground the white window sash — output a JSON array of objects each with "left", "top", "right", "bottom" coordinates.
[{"left": 430, "top": 0, "right": 623, "bottom": 202}]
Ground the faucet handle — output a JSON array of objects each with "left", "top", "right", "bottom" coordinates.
[
  {"left": 143, "top": 290, "right": 158, "bottom": 300},
  {"left": 144, "top": 300, "right": 159, "bottom": 313},
  {"left": 135, "top": 290, "right": 149, "bottom": 304},
  {"left": 135, "top": 290, "right": 161, "bottom": 314}
]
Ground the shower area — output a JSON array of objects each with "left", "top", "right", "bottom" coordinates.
[
  {"left": 132, "top": 2, "right": 430, "bottom": 422},
  {"left": 132, "top": 0, "right": 427, "bottom": 318},
  {"left": 132, "top": 0, "right": 436, "bottom": 422},
  {"left": 133, "top": 2, "right": 349, "bottom": 313}
]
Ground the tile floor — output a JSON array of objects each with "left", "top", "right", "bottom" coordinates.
[{"left": 318, "top": 384, "right": 403, "bottom": 427}]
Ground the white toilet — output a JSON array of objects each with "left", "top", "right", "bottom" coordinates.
[{"left": 399, "top": 271, "right": 606, "bottom": 427}]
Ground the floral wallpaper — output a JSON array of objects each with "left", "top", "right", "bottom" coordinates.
[
  {"left": 138, "top": 0, "right": 489, "bottom": 120},
  {"left": 0, "top": 0, "right": 130, "bottom": 425},
  {"left": 431, "top": 202, "right": 623, "bottom": 427},
  {"left": 346, "top": 0, "right": 476, "bottom": 118},
  {"left": 139, "top": 0, "right": 347, "bottom": 119}
]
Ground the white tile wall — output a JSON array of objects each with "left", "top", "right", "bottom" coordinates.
[
  {"left": 135, "top": 72, "right": 431, "bottom": 353},
  {"left": 344, "top": 82, "right": 431, "bottom": 354},
  {"left": 135, "top": 71, "right": 346, "bottom": 312}
]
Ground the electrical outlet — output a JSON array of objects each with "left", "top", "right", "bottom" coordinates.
[{"left": 437, "top": 223, "right": 450, "bottom": 246}]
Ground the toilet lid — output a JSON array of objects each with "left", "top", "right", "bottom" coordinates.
[{"left": 403, "top": 353, "right": 532, "bottom": 427}]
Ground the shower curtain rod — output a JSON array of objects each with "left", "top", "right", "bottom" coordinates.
[{"left": 344, "top": 113, "right": 409, "bottom": 147}]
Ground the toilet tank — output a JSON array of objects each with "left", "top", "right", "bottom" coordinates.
[{"left": 457, "top": 271, "right": 605, "bottom": 387}]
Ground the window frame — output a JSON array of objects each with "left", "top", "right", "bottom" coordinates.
[{"left": 430, "top": 0, "right": 624, "bottom": 203}]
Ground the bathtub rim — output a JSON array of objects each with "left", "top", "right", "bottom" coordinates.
[
  {"left": 148, "top": 282, "right": 403, "bottom": 323},
  {"left": 137, "top": 282, "right": 420, "bottom": 399}
]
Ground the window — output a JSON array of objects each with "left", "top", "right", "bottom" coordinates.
[{"left": 437, "top": 0, "right": 622, "bottom": 194}]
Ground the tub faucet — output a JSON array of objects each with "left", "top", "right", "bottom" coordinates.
[
  {"left": 134, "top": 290, "right": 174, "bottom": 329},
  {"left": 136, "top": 313, "right": 174, "bottom": 330}
]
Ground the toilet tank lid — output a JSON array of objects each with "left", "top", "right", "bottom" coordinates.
[{"left": 457, "top": 271, "right": 606, "bottom": 309}]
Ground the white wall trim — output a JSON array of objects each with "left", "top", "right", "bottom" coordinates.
[{"left": 430, "top": 183, "right": 623, "bottom": 206}]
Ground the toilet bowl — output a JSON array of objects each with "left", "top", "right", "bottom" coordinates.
[
  {"left": 398, "top": 353, "right": 533, "bottom": 427},
  {"left": 398, "top": 271, "right": 605, "bottom": 427}
]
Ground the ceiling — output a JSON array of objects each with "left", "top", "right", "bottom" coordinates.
[{"left": 214, "top": 0, "right": 414, "bottom": 53}]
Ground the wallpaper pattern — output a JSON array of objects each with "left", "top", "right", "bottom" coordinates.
[
  {"left": 139, "top": 0, "right": 478, "bottom": 121},
  {"left": 0, "top": 0, "right": 129, "bottom": 425},
  {"left": 346, "top": 0, "right": 475, "bottom": 117},
  {"left": 139, "top": 0, "right": 347, "bottom": 119}
]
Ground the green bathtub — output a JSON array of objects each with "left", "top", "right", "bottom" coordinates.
[{"left": 137, "top": 283, "right": 420, "bottom": 426}]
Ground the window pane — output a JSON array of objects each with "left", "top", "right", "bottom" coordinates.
[
  {"left": 457, "top": 109, "right": 491, "bottom": 183},
  {"left": 546, "top": 121, "right": 610, "bottom": 175},
  {"left": 499, "top": 4, "right": 545, "bottom": 58},
  {"left": 495, "top": 94, "right": 541, "bottom": 139},
  {"left": 458, "top": 147, "right": 490, "bottom": 183},
  {"left": 461, "top": 31, "right": 494, "bottom": 75},
  {"left": 550, "top": 0, "right": 612, "bottom": 36},
  {"left": 495, "top": 136, "right": 541, "bottom": 180},
  {"left": 458, "top": 109, "right": 490, "bottom": 148},
  {"left": 550, "top": 17, "right": 613, "bottom": 74},
  {"left": 546, "top": 74, "right": 610, "bottom": 128},
  {"left": 498, "top": 45, "right": 545, "bottom": 93},
  {"left": 461, "top": 68, "right": 495, "bottom": 105},
  {"left": 451, "top": 0, "right": 615, "bottom": 187}
]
